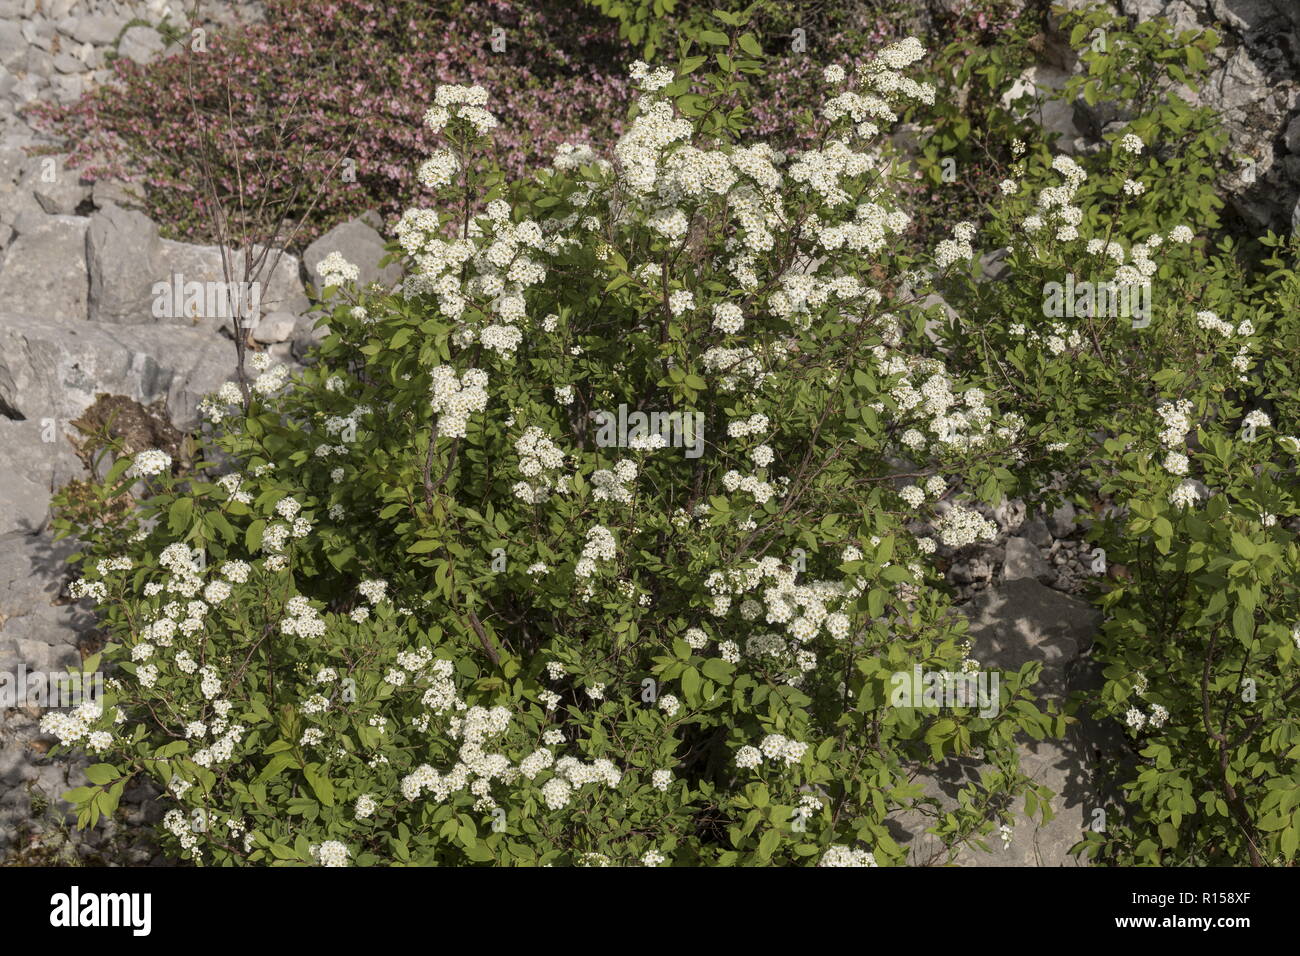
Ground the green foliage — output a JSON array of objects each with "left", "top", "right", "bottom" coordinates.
[{"left": 921, "top": 4, "right": 1300, "bottom": 868}]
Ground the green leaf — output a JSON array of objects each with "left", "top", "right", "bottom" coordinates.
[
  {"left": 167, "top": 496, "right": 194, "bottom": 535},
  {"left": 1232, "top": 603, "right": 1255, "bottom": 644},
  {"left": 85, "top": 764, "right": 118, "bottom": 786},
  {"left": 681, "top": 666, "right": 702, "bottom": 706},
  {"left": 701, "top": 658, "right": 733, "bottom": 684},
  {"left": 256, "top": 751, "right": 296, "bottom": 783},
  {"left": 303, "top": 764, "right": 335, "bottom": 807},
  {"left": 105, "top": 456, "right": 133, "bottom": 486},
  {"left": 1158, "top": 822, "right": 1179, "bottom": 848}
]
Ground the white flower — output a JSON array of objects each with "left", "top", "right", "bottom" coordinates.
[
  {"left": 899, "top": 485, "right": 925, "bottom": 508},
  {"left": 127, "top": 449, "right": 172, "bottom": 478},
  {"left": 1168, "top": 480, "right": 1201, "bottom": 509},
  {"left": 316, "top": 251, "right": 360, "bottom": 287},
  {"left": 1243, "top": 409, "right": 1271, "bottom": 432},
  {"left": 354, "top": 794, "right": 378, "bottom": 820},
  {"left": 712, "top": 302, "right": 744, "bottom": 334},
  {"left": 668, "top": 290, "right": 695, "bottom": 316},
  {"left": 312, "top": 840, "right": 350, "bottom": 867},
  {"left": 1162, "top": 451, "right": 1189, "bottom": 476},
  {"left": 417, "top": 149, "right": 460, "bottom": 190},
  {"left": 541, "top": 777, "right": 572, "bottom": 809},
  {"left": 1119, "top": 133, "right": 1144, "bottom": 154},
  {"left": 819, "top": 845, "right": 877, "bottom": 866}
]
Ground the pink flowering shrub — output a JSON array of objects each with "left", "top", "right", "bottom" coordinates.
[{"left": 32, "top": 0, "right": 632, "bottom": 245}]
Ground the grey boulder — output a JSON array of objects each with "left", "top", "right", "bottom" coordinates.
[
  {"left": 0, "top": 215, "right": 89, "bottom": 321},
  {"left": 86, "top": 202, "right": 163, "bottom": 324},
  {"left": 0, "top": 313, "right": 237, "bottom": 430}
]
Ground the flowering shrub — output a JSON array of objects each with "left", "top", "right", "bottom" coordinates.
[
  {"left": 921, "top": 8, "right": 1300, "bottom": 866},
  {"left": 49, "top": 24, "right": 1068, "bottom": 867},
  {"left": 32, "top": 0, "right": 631, "bottom": 245},
  {"left": 49, "top": 5, "right": 1300, "bottom": 868}
]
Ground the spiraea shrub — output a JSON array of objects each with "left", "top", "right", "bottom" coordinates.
[
  {"left": 48, "top": 23, "right": 1066, "bottom": 867},
  {"left": 921, "top": 5, "right": 1300, "bottom": 866},
  {"left": 48, "top": 6, "right": 1300, "bottom": 867}
]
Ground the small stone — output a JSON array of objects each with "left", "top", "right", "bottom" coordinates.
[
  {"left": 252, "top": 310, "right": 297, "bottom": 344},
  {"left": 1047, "top": 501, "right": 1077, "bottom": 538},
  {"left": 1022, "top": 517, "right": 1052, "bottom": 548},
  {"left": 67, "top": 14, "right": 126, "bottom": 47},
  {"left": 24, "top": 155, "right": 90, "bottom": 215},
  {"left": 118, "top": 25, "right": 165, "bottom": 66},
  {"left": 1004, "top": 537, "right": 1053, "bottom": 583},
  {"left": 51, "top": 51, "right": 84, "bottom": 74}
]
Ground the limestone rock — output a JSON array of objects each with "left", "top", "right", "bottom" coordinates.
[{"left": 0, "top": 215, "right": 89, "bottom": 321}]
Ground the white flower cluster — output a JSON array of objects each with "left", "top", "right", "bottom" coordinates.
[
  {"left": 216, "top": 472, "right": 253, "bottom": 505},
  {"left": 513, "top": 427, "right": 567, "bottom": 503},
  {"left": 40, "top": 701, "right": 108, "bottom": 749},
  {"left": 1119, "top": 133, "right": 1144, "bottom": 154},
  {"left": 574, "top": 525, "right": 616, "bottom": 579},
  {"left": 735, "top": 733, "right": 808, "bottom": 769},
  {"left": 702, "top": 556, "right": 864, "bottom": 683},
  {"left": 198, "top": 380, "right": 245, "bottom": 423},
  {"left": 429, "top": 366, "right": 489, "bottom": 439},
  {"left": 721, "top": 468, "right": 778, "bottom": 506},
  {"left": 819, "top": 845, "right": 879, "bottom": 866},
  {"left": 875, "top": 351, "right": 1023, "bottom": 454},
  {"left": 934, "top": 221, "right": 976, "bottom": 269},
  {"left": 592, "top": 459, "right": 638, "bottom": 504},
  {"left": 1126, "top": 702, "right": 1169, "bottom": 732},
  {"left": 426, "top": 84, "right": 496, "bottom": 135},
  {"left": 1168, "top": 480, "right": 1201, "bottom": 509},
  {"left": 1156, "top": 399, "right": 1195, "bottom": 448},
  {"left": 310, "top": 840, "right": 350, "bottom": 867},
  {"left": 316, "top": 251, "right": 359, "bottom": 288},
  {"left": 126, "top": 448, "right": 172, "bottom": 478},
  {"left": 281, "top": 595, "right": 327, "bottom": 639},
  {"left": 935, "top": 506, "right": 998, "bottom": 549},
  {"left": 400, "top": 696, "right": 625, "bottom": 816},
  {"left": 1022, "top": 155, "right": 1087, "bottom": 242},
  {"left": 417, "top": 148, "right": 460, "bottom": 190}
]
